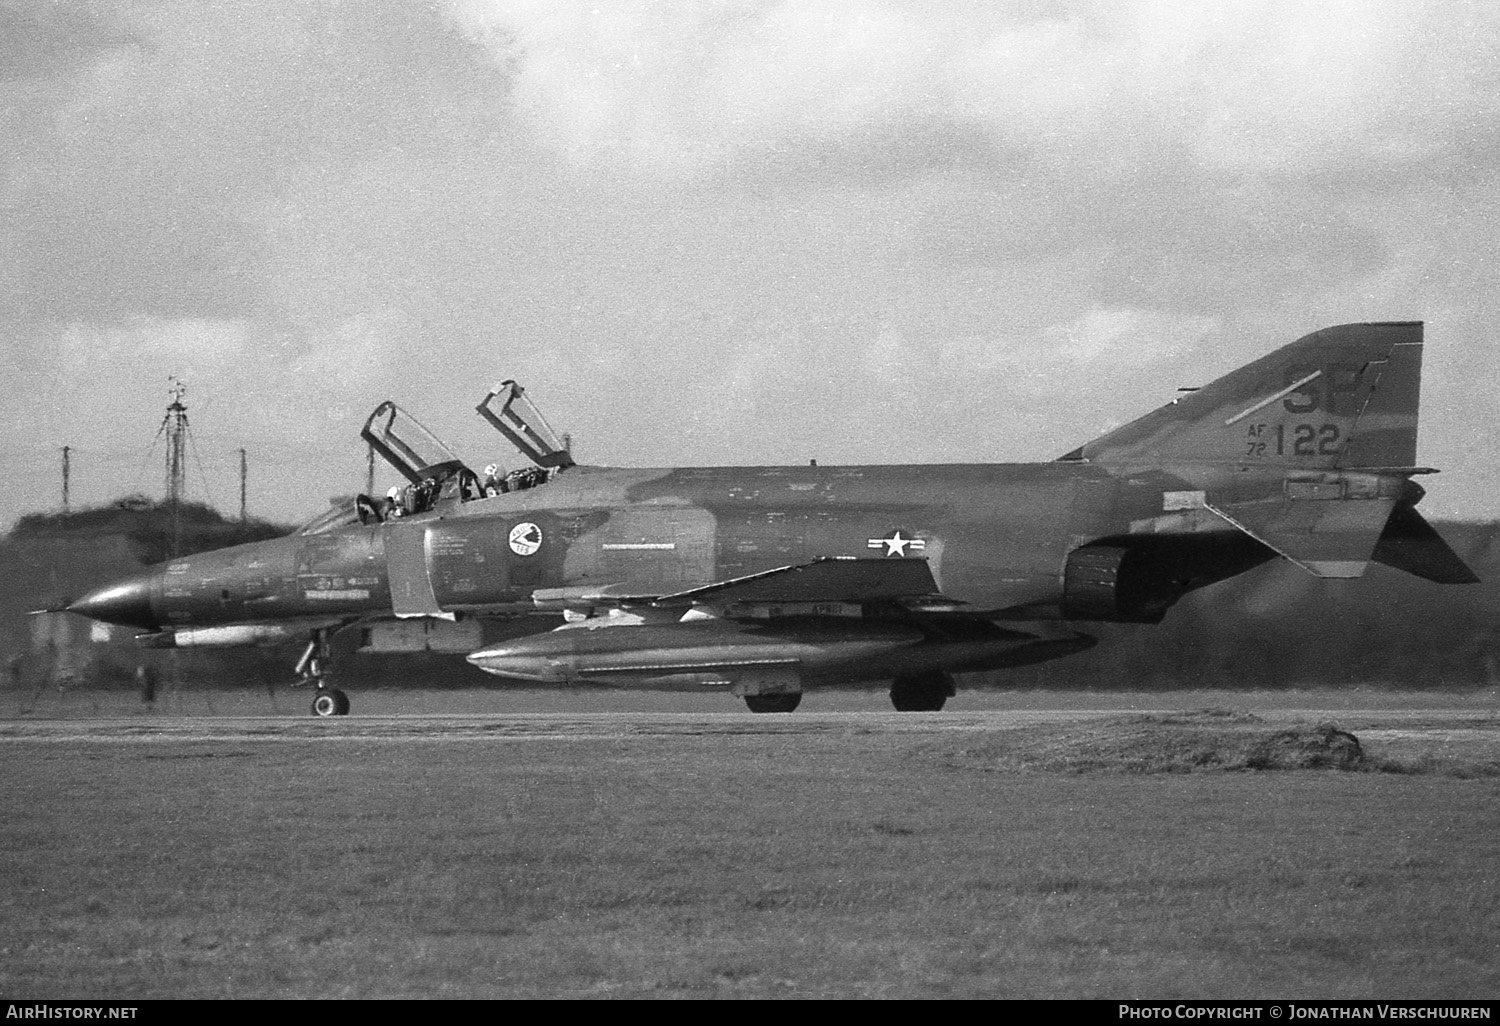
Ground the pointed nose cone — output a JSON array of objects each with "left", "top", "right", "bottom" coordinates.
[{"left": 68, "top": 574, "right": 158, "bottom": 629}]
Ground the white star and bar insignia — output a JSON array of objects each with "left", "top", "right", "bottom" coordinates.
[{"left": 867, "top": 529, "right": 927, "bottom": 558}]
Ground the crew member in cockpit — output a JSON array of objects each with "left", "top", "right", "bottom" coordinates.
[
  {"left": 506, "top": 466, "right": 548, "bottom": 492},
  {"left": 384, "top": 486, "right": 404, "bottom": 519},
  {"left": 458, "top": 468, "right": 484, "bottom": 502},
  {"left": 356, "top": 493, "right": 382, "bottom": 525},
  {"left": 415, "top": 477, "right": 438, "bottom": 513},
  {"left": 483, "top": 464, "right": 505, "bottom": 496}
]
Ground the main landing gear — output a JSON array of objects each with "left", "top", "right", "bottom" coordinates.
[
  {"left": 889, "top": 671, "right": 956, "bottom": 712},
  {"left": 295, "top": 628, "right": 350, "bottom": 717},
  {"left": 739, "top": 673, "right": 957, "bottom": 714},
  {"left": 743, "top": 693, "right": 802, "bottom": 713}
]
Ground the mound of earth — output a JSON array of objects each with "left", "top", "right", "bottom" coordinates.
[{"left": 935, "top": 709, "right": 1364, "bottom": 774}]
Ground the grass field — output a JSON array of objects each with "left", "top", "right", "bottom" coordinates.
[{"left": 2, "top": 700, "right": 1498, "bottom": 999}]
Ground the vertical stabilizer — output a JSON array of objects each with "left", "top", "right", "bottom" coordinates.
[{"left": 1064, "top": 322, "right": 1423, "bottom": 469}]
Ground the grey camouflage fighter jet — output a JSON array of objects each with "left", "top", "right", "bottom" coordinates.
[{"left": 67, "top": 322, "right": 1477, "bottom": 716}]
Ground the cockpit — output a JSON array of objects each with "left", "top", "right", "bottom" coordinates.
[
  {"left": 345, "top": 381, "right": 573, "bottom": 526},
  {"left": 297, "top": 500, "right": 364, "bottom": 536}
]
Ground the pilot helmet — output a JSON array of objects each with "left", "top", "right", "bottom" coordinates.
[
  {"left": 386, "top": 486, "right": 401, "bottom": 500},
  {"left": 484, "top": 463, "right": 499, "bottom": 478}
]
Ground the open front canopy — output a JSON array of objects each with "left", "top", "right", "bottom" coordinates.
[{"left": 360, "top": 400, "right": 468, "bottom": 485}]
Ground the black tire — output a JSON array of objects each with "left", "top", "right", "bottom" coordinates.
[
  {"left": 311, "top": 688, "right": 350, "bottom": 717},
  {"left": 890, "top": 672, "right": 953, "bottom": 712},
  {"left": 744, "top": 693, "right": 802, "bottom": 713}
]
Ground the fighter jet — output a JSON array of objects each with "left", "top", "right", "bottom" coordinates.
[{"left": 66, "top": 322, "right": 1477, "bottom": 716}]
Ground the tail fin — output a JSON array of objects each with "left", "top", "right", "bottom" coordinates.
[
  {"left": 1062, "top": 321, "right": 1423, "bottom": 469},
  {"left": 1064, "top": 321, "right": 1478, "bottom": 584}
]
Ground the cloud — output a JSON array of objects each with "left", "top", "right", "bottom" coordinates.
[
  {"left": 446, "top": 0, "right": 1494, "bottom": 334},
  {"left": 2, "top": 1, "right": 1497, "bottom": 529},
  {"left": 451, "top": 1, "right": 1500, "bottom": 184},
  {"left": 51, "top": 316, "right": 255, "bottom": 372},
  {"left": 0, "top": 2, "right": 503, "bottom": 333},
  {"left": 1043, "top": 306, "right": 1221, "bottom": 366}
]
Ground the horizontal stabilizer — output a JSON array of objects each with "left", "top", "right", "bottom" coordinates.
[
  {"left": 654, "top": 557, "right": 940, "bottom": 607},
  {"left": 1206, "top": 494, "right": 1397, "bottom": 579},
  {"left": 1371, "top": 505, "right": 1481, "bottom": 584}
]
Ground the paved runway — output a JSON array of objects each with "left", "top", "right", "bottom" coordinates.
[
  {"left": 3, "top": 708, "right": 1497, "bottom": 755},
  {"left": 0, "top": 709, "right": 1140, "bottom": 743}
]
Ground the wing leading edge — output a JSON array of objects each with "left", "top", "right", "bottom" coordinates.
[{"left": 653, "top": 556, "right": 942, "bottom": 608}]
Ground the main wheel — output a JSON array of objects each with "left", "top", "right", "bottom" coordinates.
[
  {"left": 311, "top": 688, "right": 350, "bottom": 717},
  {"left": 890, "top": 672, "right": 954, "bottom": 712},
  {"left": 744, "top": 693, "right": 802, "bottom": 713}
]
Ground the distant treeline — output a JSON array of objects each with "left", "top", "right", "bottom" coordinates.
[
  {"left": 11, "top": 498, "right": 291, "bottom": 565},
  {"left": 1, "top": 501, "right": 300, "bottom": 691}
]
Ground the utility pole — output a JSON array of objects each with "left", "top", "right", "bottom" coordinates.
[
  {"left": 61, "top": 446, "right": 70, "bottom": 512},
  {"left": 239, "top": 447, "right": 248, "bottom": 523}
]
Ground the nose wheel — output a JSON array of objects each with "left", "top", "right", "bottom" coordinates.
[{"left": 311, "top": 688, "right": 350, "bottom": 717}]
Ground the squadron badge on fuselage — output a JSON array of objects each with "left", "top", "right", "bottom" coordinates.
[{"left": 509, "top": 522, "right": 542, "bottom": 557}]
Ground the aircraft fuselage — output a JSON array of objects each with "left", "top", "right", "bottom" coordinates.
[{"left": 82, "top": 459, "right": 1278, "bottom": 634}]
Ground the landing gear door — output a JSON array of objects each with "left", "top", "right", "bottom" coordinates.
[{"left": 476, "top": 382, "right": 575, "bottom": 469}]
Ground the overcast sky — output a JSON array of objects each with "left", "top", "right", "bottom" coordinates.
[{"left": 3, "top": 0, "right": 1498, "bottom": 529}]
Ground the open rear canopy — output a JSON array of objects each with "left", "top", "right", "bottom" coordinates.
[{"left": 476, "top": 381, "right": 575, "bottom": 469}]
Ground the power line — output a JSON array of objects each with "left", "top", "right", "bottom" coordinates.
[
  {"left": 187, "top": 418, "right": 217, "bottom": 512},
  {"left": 129, "top": 402, "right": 172, "bottom": 498}
]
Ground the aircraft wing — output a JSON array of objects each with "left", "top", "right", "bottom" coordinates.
[
  {"left": 525, "top": 557, "right": 944, "bottom": 616},
  {"left": 651, "top": 556, "right": 942, "bottom": 608}
]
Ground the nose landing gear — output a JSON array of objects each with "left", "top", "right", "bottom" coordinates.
[
  {"left": 295, "top": 628, "right": 350, "bottom": 717},
  {"left": 310, "top": 688, "right": 350, "bottom": 717}
]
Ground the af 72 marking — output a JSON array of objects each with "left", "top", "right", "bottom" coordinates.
[{"left": 1244, "top": 422, "right": 1343, "bottom": 458}]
